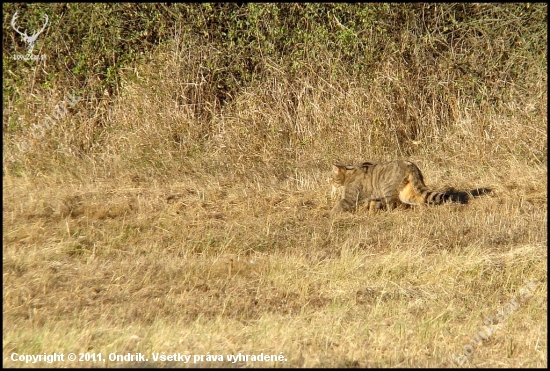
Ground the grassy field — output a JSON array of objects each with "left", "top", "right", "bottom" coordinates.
[{"left": 3, "top": 3, "right": 547, "bottom": 368}]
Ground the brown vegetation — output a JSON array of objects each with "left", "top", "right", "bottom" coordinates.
[{"left": 3, "top": 3, "right": 547, "bottom": 367}]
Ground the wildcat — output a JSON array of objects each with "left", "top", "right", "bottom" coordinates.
[{"left": 330, "top": 160, "right": 452, "bottom": 213}]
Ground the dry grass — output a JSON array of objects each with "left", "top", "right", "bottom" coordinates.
[{"left": 3, "top": 33, "right": 547, "bottom": 367}]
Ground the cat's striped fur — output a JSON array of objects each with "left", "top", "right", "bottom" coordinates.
[{"left": 330, "top": 160, "right": 451, "bottom": 213}]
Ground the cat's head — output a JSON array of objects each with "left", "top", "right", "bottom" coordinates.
[
  {"left": 330, "top": 163, "right": 360, "bottom": 200},
  {"left": 330, "top": 162, "right": 356, "bottom": 186}
]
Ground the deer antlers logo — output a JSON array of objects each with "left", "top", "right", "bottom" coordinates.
[{"left": 11, "top": 11, "right": 49, "bottom": 55}]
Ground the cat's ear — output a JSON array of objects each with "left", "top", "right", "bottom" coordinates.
[{"left": 333, "top": 162, "right": 347, "bottom": 173}]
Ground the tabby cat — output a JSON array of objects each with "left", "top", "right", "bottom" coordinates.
[{"left": 330, "top": 160, "right": 451, "bottom": 213}]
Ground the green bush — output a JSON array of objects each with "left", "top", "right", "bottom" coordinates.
[{"left": 3, "top": 3, "right": 546, "bottom": 148}]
